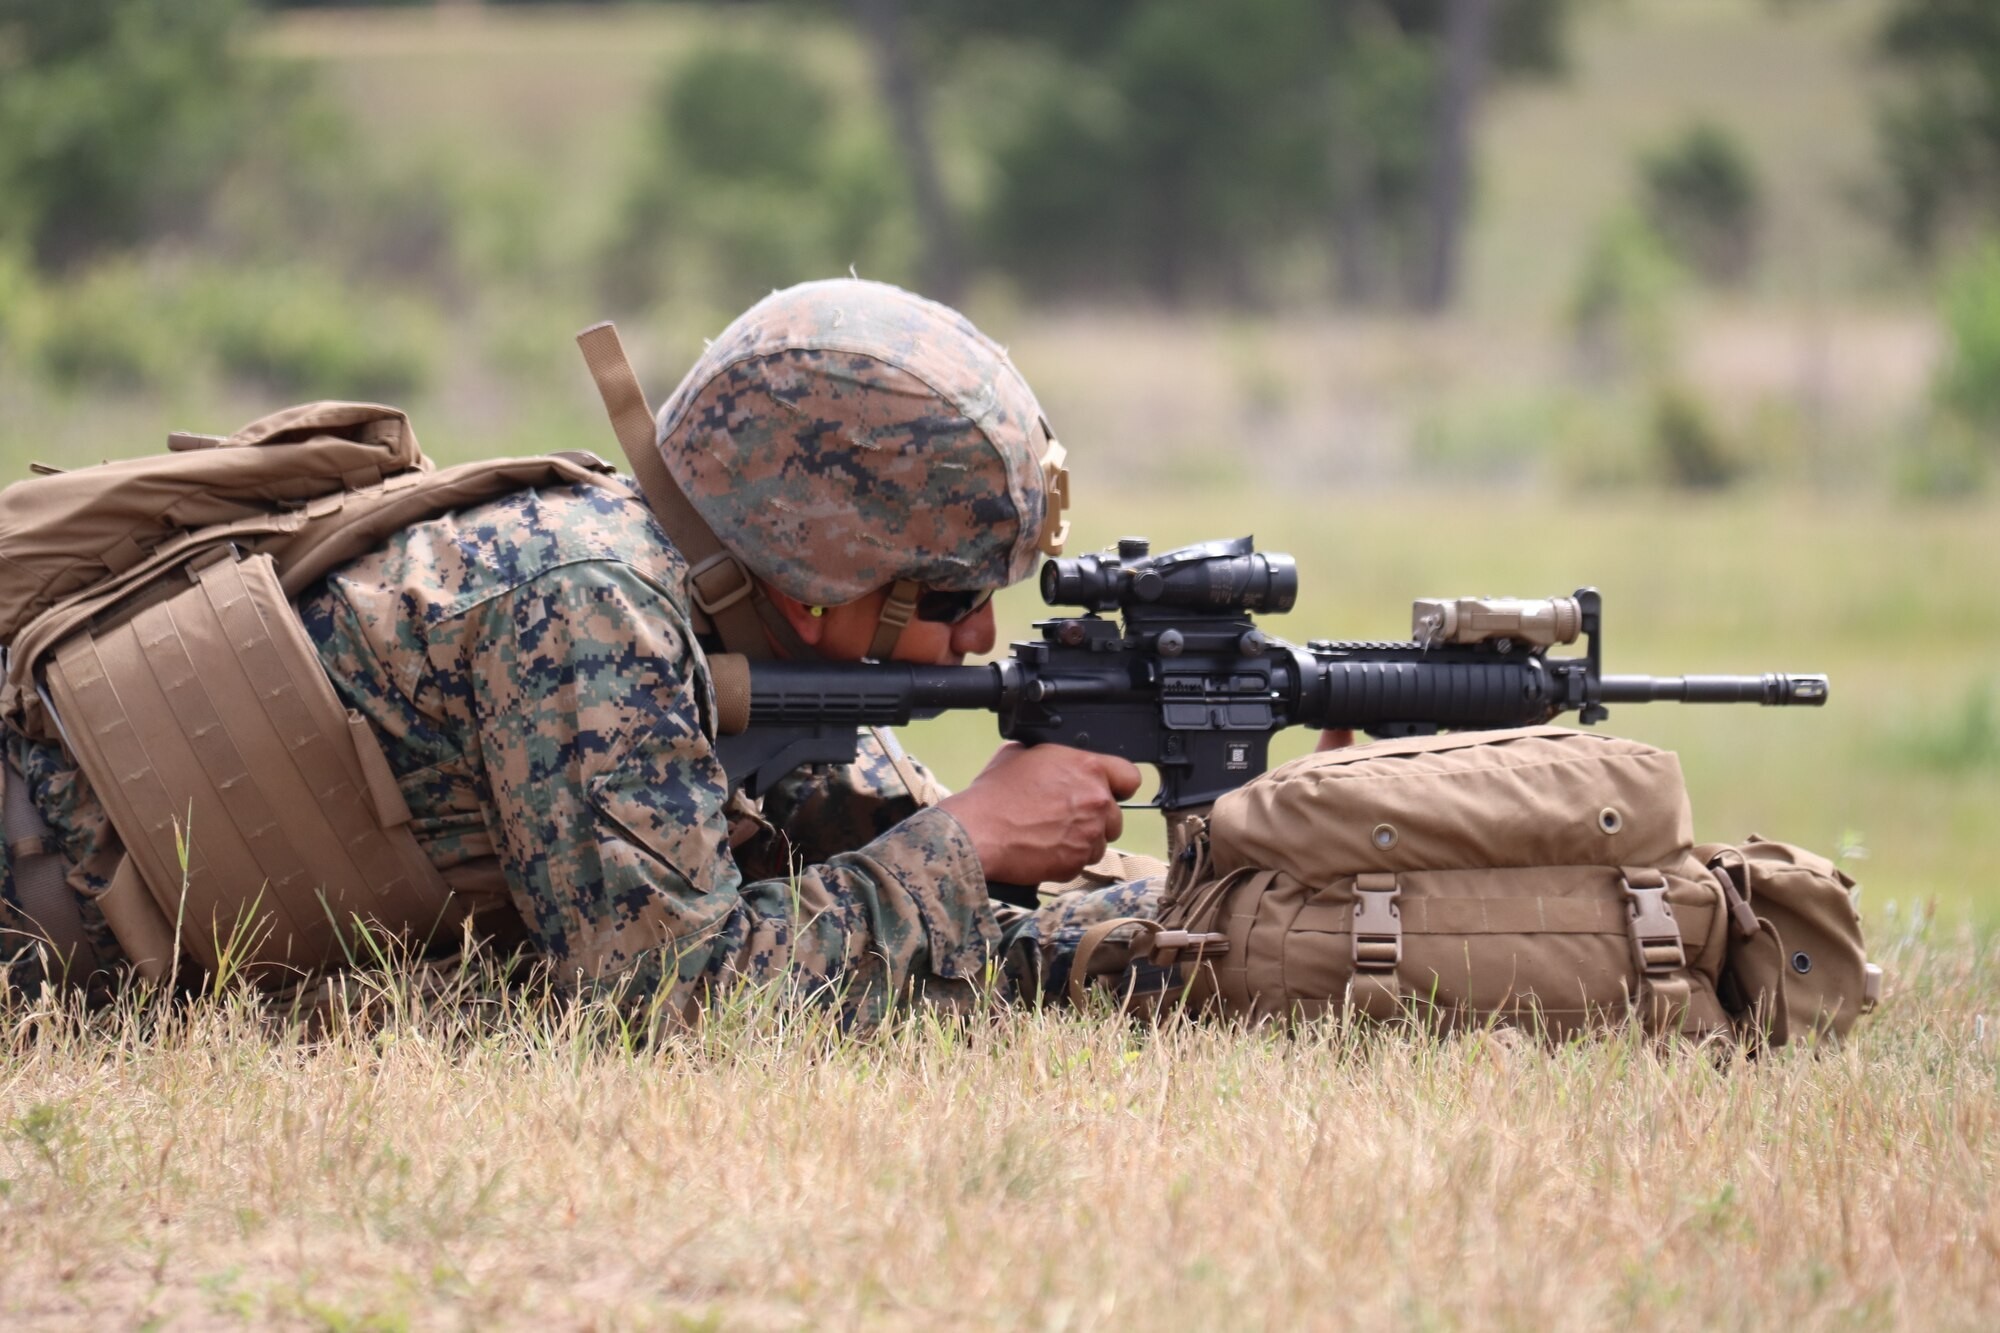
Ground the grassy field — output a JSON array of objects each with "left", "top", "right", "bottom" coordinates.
[{"left": 3, "top": 929, "right": 1997, "bottom": 1329}]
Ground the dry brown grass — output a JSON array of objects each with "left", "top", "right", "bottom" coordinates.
[{"left": 2, "top": 923, "right": 1994, "bottom": 1331}]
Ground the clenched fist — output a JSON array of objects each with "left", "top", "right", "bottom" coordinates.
[{"left": 937, "top": 742, "right": 1143, "bottom": 886}]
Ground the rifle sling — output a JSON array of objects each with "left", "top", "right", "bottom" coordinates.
[{"left": 575, "top": 322, "right": 805, "bottom": 659}]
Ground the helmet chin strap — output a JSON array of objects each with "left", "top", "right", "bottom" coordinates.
[{"left": 865, "top": 578, "right": 922, "bottom": 662}]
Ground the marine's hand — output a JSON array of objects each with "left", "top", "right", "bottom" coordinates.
[
  {"left": 938, "top": 742, "right": 1142, "bottom": 885},
  {"left": 1315, "top": 729, "right": 1356, "bottom": 751}
]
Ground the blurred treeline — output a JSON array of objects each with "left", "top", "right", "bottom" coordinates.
[{"left": 2, "top": 0, "right": 1999, "bottom": 488}]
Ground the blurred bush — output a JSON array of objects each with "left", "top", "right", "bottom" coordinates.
[
  {"left": 1649, "top": 382, "right": 1742, "bottom": 490},
  {"left": 20, "top": 260, "right": 187, "bottom": 393},
  {"left": 1568, "top": 211, "right": 1683, "bottom": 381},
  {"left": 600, "top": 39, "right": 914, "bottom": 317},
  {"left": 1639, "top": 122, "right": 1763, "bottom": 288},
  {"left": 13, "top": 259, "right": 435, "bottom": 401},
  {"left": 931, "top": 0, "right": 1578, "bottom": 308},
  {"left": 1563, "top": 209, "right": 1754, "bottom": 493},
  {"left": 181, "top": 266, "right": 438, "bottom": 401},
  {"left": 1935, "top": 241, "right": 2000, "bottom": 435},
  {"left": 1897, "top": 678, "right": 2000, "bottom": 773},
  {"left": 1891, "top": 239, "right": 2000, "bottom": 496}
]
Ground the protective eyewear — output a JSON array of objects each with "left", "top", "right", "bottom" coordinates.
[{"left": 913, "top": 587, "right": 996, "bottom": 625}]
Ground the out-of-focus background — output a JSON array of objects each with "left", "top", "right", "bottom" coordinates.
[{"left": 1, "top": 0, "right": 1994, "bottom": 916}]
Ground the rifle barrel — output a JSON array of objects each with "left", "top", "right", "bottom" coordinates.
[{"left": 1598, "top": 673, "right": 1829, "bottom": 706}]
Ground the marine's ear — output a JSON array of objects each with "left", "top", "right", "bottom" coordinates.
[{"left": 760, "top": 583, "right": 827, "bottom": 648}]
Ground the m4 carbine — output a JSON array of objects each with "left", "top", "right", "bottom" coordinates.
[{"left": 711, "top": 534, "right": 1826, "bottom": 823}]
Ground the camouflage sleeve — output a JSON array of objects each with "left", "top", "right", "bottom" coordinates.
[
  {"left": 747, "top": 729, "right": 951, "bottom": 874},
  {"left": 449, "top": 560, "right": 997, "bottom": 1025},
  {"left": 3, "top": 729, "right": 125, "bottom": 975}
]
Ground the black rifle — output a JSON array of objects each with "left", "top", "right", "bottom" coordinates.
[{"left": 714, "top": 535, "right": 1826, "bottom": 846}]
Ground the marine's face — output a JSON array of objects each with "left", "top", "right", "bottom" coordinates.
[
  {"left": 811, "top": 584, "right": 999, "bottom": 665},
  {"left": 765, "top": 581, "right": 999, "bottom": 665}
]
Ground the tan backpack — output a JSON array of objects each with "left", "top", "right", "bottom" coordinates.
[
  {"left": 1073, "top": 727, "right": 1879, "bottom": 1045},
  {"left": 0, "top": 402, "right": 620, "bottom": 983}
]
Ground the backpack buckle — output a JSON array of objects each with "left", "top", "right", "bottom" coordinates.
[
  {"left": 687, "top": 552, "right": 754, "bottom": 617},
  {"left": 1352, "top": 874, "right": 1402, "bottom": 970},
  {"left": 1146, "top": 928, "right": 1229, "bottom": 959},
  {"left": 1622, "top": 870, "right": 1686, "bottom": 974}
]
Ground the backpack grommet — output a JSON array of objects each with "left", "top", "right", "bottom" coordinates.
[
  {"left": 1598, "top": 807, "right": 1624, "bottom": 835},
  {"left": 1792, "top": 951, "right": 1813, "bottom": 974},
  {"left": 1371, "top": 823, "right": 1398, "bottom": 851}
]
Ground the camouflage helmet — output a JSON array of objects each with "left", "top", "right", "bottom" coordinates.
[{"left": 654, "top": 278, "right": 1069, "bottom": 609}]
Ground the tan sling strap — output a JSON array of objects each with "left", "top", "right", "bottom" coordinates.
[
  {"left": 1728, "top": 916, "right": 1794, "bottom": 1048},
  {"left": 866, "top": 578, "right": 923, "bottom": 664},
  {"left": 1069, "top": 916, "right": 1155, "bottom": 1011},
  {"left": 41, "top": 552, "right": 460, "bottom": 980},
  {"left": 1, "top": 751, "right": 101, "bottom": 983},
  {"left": 1067, "top": 867, "right": 1244, "bottom": 1011},
  {"left": 1069, "top": 914, "right": 1232, "bottom": 1012},
  {"left": 574, "top": 322, "right": 808, "bottom": 660}
]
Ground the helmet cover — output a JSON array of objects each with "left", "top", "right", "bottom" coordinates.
[{"left": 654, "top": 278, "right": 1057, "bottom": 606}]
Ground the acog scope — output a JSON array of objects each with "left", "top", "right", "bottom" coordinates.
[{"left": 1041, "top": 535, "right": 1298, "bottom": 615}]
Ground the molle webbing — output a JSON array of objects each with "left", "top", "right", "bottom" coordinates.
[{"left": 42, "top": 553, "right": 459, "bottom": 978}]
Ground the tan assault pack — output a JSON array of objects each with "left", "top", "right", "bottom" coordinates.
[
  {"left": 0, "top": 402, "right": 619, "bottom": 984},
  {"left": 1075, "top": 726, "right": 1880, "bottom": 1045}
]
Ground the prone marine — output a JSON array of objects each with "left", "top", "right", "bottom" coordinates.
[{"left": 0, "top": 279, "right": 1162, "bottom": 1023}]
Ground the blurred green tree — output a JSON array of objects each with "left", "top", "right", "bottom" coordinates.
[
  {"left": 1639, "top": 122, "right": 1764, "bottom": 287},
  {"left": 1871, "top": 0, "right": 2000, "bottom": 258},
  {"left": 931, "top": 0, "right": 1585, "bottom": 308},
  {"left": 847, "top": 0, "right": 965, "bottom": 303},
  {"left": 977, "top": 0, "right": 1334, "bottom": 305},
  {"left": 0, "top": 0, "right": 275, "bottom": 270},
  {"left": 599, "top": 38, "right": 912, "bottom": 316}
]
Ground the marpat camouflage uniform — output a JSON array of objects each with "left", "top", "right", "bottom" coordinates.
[
  {"left": 1, "top": 478, "right": 1161, "bottom": 1019},
  {"left": 291, "top": 479, "right": 1004, "bottom": 1025}
]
